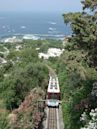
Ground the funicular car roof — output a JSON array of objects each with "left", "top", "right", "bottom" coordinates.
[{"left": 47, "top": 76, "right": 60, "bottom": 93}]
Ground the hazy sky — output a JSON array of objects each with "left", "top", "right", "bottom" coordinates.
[{"left": 0, "top": 0, "right": 82, "bottom": 13}]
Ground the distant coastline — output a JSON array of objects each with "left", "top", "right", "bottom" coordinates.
[
  {"left": 0, "top": 12, "right": 71, "bottom": 39},
  {"left": 0, "top": 34, "right": 70, "bottom": 43}
]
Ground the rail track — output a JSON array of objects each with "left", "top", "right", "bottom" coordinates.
[{"left": 47, "top": 107, "right": 58, "bottom": 129}]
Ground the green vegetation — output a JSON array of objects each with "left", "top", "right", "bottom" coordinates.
[
  {"left": 8, "top": 88, "right": 45, "bottom": 129},
  {"left": 44, "top": 0, "right": 97, "bottom": 128},
  {"left": 23, "top": 39, "right": 63, "bottom": 53},
  {"left": 0, "top": 38, "right": 64, "bottom": 128},
  {"left": 0, "top": 45, "right": 6, "bottom": 52},
  {"left": 59, "top": 0, "right": 97, "bottom": 128},
  {"left": 1, "top": 62, "right": 48, "bottom": 110},
  {"left": 0, "top": 39, "right": 52, "bottom": 128},
  {"left": 1, "top": 0, "right": 97, "bottom": 128}
]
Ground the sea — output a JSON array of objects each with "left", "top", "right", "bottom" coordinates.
[{"left": 0, "top": 12, "right": 71, "bottom": 40}]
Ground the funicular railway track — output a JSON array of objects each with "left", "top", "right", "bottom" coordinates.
[
  {"left": 46, "top": 71, "right": 60, "bottom": 129},
  {"left": 47, "top": 107, "right": 58, "bottom": 129}
]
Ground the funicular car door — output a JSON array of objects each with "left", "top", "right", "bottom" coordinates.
[{"left": 51, "top": 93, "right": 57, "bottom": 99}]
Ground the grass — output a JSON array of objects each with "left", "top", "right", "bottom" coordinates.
[
  {"left": 0, "top": 45, "right": 6, "bottom": 52},
  {"left": 0, "top": 99, "right": 7, "bottom": 114}
]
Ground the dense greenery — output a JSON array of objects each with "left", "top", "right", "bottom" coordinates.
[
  {"left": 1, "top": 0, "right": 97, "bottom": 128},
  {"left": 8, "top": 88, "right": 45, "bottom": 129},
  {"left": 58, "top": 0, "right": 97, "bottom": 128},
  {"left": 1, "top": 62, "right": 48, "bottom": 110},
  {"left": 63, "top": 1, "right": 97, "bottom": 68},
  {"left": 0, "top": 39, "right": 52, "bottom": 128},
  {"left": 0, "top": 38, "right": 64, "bottom": 128},
  {"left": 23, "top": 39, "right": 63, "bottom": 53}
]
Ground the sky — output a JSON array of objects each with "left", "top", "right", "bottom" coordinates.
[{"left": 0, "top": 0, "right": 82, "bottom": 13}]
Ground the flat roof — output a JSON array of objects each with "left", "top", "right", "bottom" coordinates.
[{"left": 47, "top": 76, "right": 60, "bottom": 93}]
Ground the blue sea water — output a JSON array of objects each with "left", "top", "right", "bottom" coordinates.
[{"left": 0, "top": 12, "right": 71, "bottom": 39}]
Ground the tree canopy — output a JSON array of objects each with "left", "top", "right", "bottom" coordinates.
[{"left": 63, "top": 0, "right": 97, "bottom": 67}]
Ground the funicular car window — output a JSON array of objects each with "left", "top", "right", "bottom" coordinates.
[{"left": 51, "top": 93, "right": 57, "bottom": 99}]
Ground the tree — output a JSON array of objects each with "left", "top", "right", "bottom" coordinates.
[
  {"left": 1, "top": 62, "right": 48, "bottom": 110},
  {"left": 61, "top": 0, "right": 97, "bottom": 128},
  {"left": 63, "top": 0, "right": 97, "bottom": 67}
]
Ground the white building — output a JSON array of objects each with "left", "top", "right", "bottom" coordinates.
[
  {"left": 4, "top": 36, "right": 22, "bottom": 43},
  {"left": 39, "top": 48, "right": 64, "bottom": 59}
]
